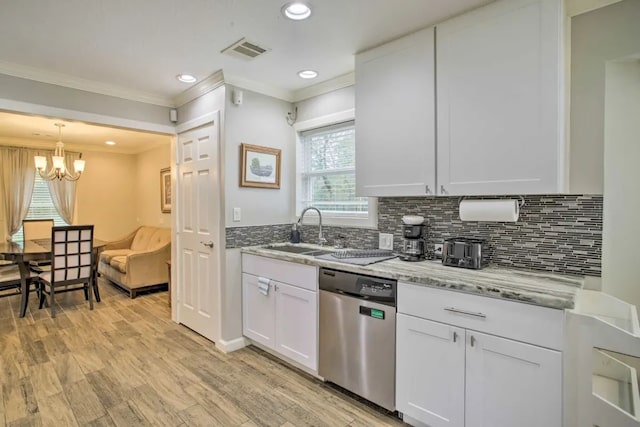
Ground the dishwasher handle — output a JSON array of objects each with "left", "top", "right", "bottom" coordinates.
[{"left": 337, "top": 289, "right": 369, "bottom": 300}]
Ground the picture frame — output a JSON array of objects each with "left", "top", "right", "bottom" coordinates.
[
  {"left": 160, "top": 167, "right": 172, "bottom": 213},
  {"left": 240, "top": 143, "right": 281, "bottom": 189}
]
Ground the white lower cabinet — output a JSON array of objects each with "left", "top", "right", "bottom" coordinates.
[
  {"left": 274, "top": 282, "right": 317, "bottom": 370},
  {"left": 465, "top": 331, "right": 562, "bottom": 427},
  {"left": 241, "top": 254, "right": 318, "bottom": 372},
  {"left": 396, "top": 283, "right": 563, "bottom": 427},
  {"left": 396, "top": 314, "right": 465, "bottom": 427}
]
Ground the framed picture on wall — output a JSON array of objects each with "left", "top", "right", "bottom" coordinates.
[
  {"left": 240, "top": 143, "right": 281, "bottom": 189},
  {"left": 160, "top": 167, "right": 171, "bottom": 213}
]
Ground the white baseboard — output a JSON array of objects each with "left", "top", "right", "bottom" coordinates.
[{"left": 216, "top": 336, "right": 249, "bottom": 353}]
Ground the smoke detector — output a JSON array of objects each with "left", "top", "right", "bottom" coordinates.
[{"left": 221, "top": 38, "right": 270, "bottom": 60}]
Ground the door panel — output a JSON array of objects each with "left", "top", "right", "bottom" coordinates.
[
  {"left": 275, "top": 282, "right": 317, "bottom": 370},
  {"left": 242, "top": 273, "right": 276, "bottom": 347},
  {"left": 396, "top": 314, "right": 465, "bottom": 427},
  {"left": 465, "top": 331, "right": 562, "bottom": 427},
  {"left": 437, "top": 0, "right": 561, "bottom": 195},
  {"left": 177, "top": 118, "right": 220, "bottom": 342}
]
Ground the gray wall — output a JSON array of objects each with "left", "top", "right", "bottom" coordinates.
[
  {"left": 570, "top": 0, "right": 640, "bottom": 193},
  {"left": 224, "top": 86, "right": 296, "bottom": 227},
  {"left": 0, "top": 74, "right": 173, "bottom": 128},
  {"left": 602, "top": 61, "right": 640, "bottom": 306}
]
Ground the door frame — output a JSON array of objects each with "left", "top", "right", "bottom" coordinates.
[{"left": 173, "top": 111, "right": 224, "bottom": 344}]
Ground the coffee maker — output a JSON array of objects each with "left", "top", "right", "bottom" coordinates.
[{"left": 400, "top": 215, "right": 426, "bottom": 261}]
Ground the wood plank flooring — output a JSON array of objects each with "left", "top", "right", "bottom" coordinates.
[{"left": 0, "top": 280, "right": 405, "bottom": 427}]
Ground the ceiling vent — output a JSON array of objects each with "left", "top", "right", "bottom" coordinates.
[{"left": 221, "top": 38, "right": 270, "bottom": 60}]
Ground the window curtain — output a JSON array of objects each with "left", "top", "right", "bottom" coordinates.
[
  {"left": 0, "top": 147, "right": 37, "bottom": 239},
  {"left": 42, "top": 151, "right": 80, "bottom": 224}
]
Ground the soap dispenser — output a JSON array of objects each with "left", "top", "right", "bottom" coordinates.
[{"left": 290, "top": 223, "right": 301, "bottom": 243}]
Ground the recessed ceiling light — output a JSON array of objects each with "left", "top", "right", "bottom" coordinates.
[
  {"left": 282, "top": 2, "right": 312, "bottom": 20},
  {"left": 176, "top": 74, "right": 197, "bottom": 83},
  {"left": 298, "top": 70, "right": 318, "bottom": 79},
  {"left": 105, "top": 140, "right": 116, "bottom": 146}
]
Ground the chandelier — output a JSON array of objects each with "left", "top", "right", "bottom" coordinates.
[{"left": 34, "top": 123, "right": 85, "bottom": 182}]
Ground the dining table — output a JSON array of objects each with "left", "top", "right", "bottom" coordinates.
[{"left": 0, "top": 238, "right": 107, "bottom": 317}]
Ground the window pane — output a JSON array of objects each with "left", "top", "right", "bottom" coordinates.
[
  {"left": 13, "top": 173, "right": 68, "bottom": 241},
  {"left": 306, "top": 173, "right": 368, "bottom": 214},
  {"left": 300, "top": 121, "right": 368, "bottom": 217}
]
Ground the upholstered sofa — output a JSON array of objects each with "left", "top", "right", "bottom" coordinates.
[{"left": 98, "top": 226, "right": 171, "bottom": 298}]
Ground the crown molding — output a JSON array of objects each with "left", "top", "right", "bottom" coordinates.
[
  {"left": 172, "top": 70, "right": 226, "bottom": 108},
  {"left": 291, "top": 72, "right": 355, "bottom": 103},
  {"left": 0, "top": 61, "right": 175, "bottom": 107},
  {"left": 223, "top": 74, "right": 294, "bottom": 102}
]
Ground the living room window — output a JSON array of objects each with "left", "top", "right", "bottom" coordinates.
[
  {"left": 13, "top": 173, "right": 67, "bottom": 241},
  {"left": 296, "top": 115, "right": 376, "bottom": 227}
]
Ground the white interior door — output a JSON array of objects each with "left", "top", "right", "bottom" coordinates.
[{"left": 176, "top": 116, "right": 220, "bottom": 342}]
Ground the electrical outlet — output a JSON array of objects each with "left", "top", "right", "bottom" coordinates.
[
  {"left": 434, "top": 243, "right": 444, "bottom": 258},
  {"left": 379, "top": 233, "right": 393, "bottom": 250},
  {"left": 233, "top": 207, "right": 241, "bottom": 222}
]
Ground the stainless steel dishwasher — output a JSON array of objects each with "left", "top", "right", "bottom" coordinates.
[{"left": 318, "top": 267, "right": 397, "bottom": 411}]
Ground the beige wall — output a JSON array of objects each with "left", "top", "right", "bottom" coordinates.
[
  {"left": 135, "top": 145, "right": 171, "bottom": 228},
  {"left": 75, "top": 151, "right": 138, "bottom": 241}
]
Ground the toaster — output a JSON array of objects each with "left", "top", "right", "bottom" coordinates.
[{"left": 442, "top": 237, "right": 489, "bottom": 270}]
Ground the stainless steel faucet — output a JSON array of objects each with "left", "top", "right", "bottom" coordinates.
[{"left": 298, "top": 206, "right": 327, "bottom": 246}]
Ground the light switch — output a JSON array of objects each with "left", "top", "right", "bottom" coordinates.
[
  {"left": 379, "top": 233, "right": 393, "bottom": 250},
  {"left": 233, "top": 207, "right": 241, "bottom": 222}
]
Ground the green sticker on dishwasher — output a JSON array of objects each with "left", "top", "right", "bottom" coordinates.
[{"left": 371, "top": 309, "right": 384, "bottom": 319}]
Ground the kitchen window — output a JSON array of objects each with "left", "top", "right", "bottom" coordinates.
[
  {"left": 296, "top": 117, "right": 376, "bottom": 227},
  {"left": 13, "top": 173, "right": 67, "bottom": 241}
]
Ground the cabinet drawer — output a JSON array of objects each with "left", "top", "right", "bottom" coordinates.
[
  {"left": 242, "top": 254, "right": 317, "bottom": 291},
  {"left": 398, "top": 282, "right": 564, "bottom": 350}
]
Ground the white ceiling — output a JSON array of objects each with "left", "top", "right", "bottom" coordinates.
[
  {"left": 0, "top": 111, "right": 171, "bottom": 155},
  {"left": 0, "top": 0, "right": 491, "bottom": 105}
]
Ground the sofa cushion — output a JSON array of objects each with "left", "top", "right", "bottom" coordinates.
[
  {"left": 100, "top": 249, "right": 133, "bottom": 264},
  {"left": 131, "top": 226, "right": 171, "bottom": 252},
  {"left": 110, "top": 256, "right": 128, "bottom": 274}
]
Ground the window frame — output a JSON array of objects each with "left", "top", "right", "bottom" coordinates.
[{"left": 294, "top": 109, "right": 377, "bottom": 228}]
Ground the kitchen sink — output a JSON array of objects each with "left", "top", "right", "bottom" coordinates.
[
  {"left": 265, "top": 245, "right": 314, "bottom": 254},
  {"left": 264, "top": 245, "right": 334, "bottom": 257},
  {"left": 305, "top": 250, "right": 334, "bottom": 257}
]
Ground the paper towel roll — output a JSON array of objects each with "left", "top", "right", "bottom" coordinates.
[{"left": 459, "top": 199, "right": 520, "bottom": 222}]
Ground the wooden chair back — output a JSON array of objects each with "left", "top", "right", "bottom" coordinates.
[{"left": 50, "top": 225, "right": 94, "bottom": 286}]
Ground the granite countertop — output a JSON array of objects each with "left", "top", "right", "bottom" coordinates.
[{"left": 242, "top": 243, "right": 584, "bottom": 310}]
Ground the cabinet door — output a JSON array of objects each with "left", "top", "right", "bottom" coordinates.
[
  {"left": 465, "top": 331, "right": 562, "bottom": 427},
  {"left": 275, "top": 282, "right": 318, "bottom": 371},
  {"left": 396, "top": 314, "right": 465, "bottom": 427},
  {"left": 242, "top": 273, "right": 276, "bottom": 348},
  {"left": 436, "top": 0, "right": 562, "bottom": 195},
  {"left": 355, "top": 27, "right": 436, "bottom": 197}
]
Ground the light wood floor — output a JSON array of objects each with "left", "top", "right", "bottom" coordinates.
[{"left": 0, "top": 280, "right": 405, "bottom": 427}]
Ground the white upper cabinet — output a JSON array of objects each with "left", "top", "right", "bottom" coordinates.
[
  {"left": 355, "top": 27, "right": 436, "bottom": 196},
  {"left": 436, "top": 0, "right": 563, "bottom": 195}
]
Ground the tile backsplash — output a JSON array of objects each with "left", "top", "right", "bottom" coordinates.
[
  {"left": 226, "top": 194, "right": 603, "bottom": 277},
  {"left": 378, "top": 195, "right": 602, "bottom": 277}
]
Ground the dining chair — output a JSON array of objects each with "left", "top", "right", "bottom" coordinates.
[
  {"left": 23, "top": 219, "right": 55, "bottom": 241},
  {"left": 23, "top": 219, "right": 55, "bottom": 273},
  {"left": 38, "top": 225, "right": 94, "bottom": 317},
  {"left": 0, "top": 256, "right": 38, "bottom": 299}
]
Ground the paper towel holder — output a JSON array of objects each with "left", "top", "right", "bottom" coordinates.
[{"left": 458, "top": 196, "right": 526, "bottom": 208}]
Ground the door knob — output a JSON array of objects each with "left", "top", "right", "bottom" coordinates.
[{"left": 200, "top": 241, "right": 214, "bottom": 248}]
